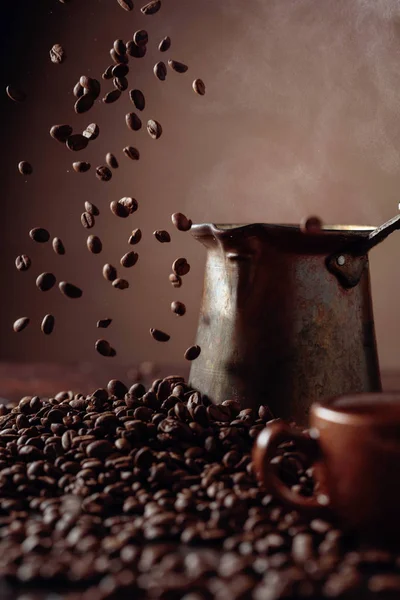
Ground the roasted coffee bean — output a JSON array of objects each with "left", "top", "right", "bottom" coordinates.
[
  {"left": 127, "top": 41, "right": 147, "bottom": 59},
  {"left": 41, "top": 315, "right": 55, "bottom": 335},
  {"left": 13, "top": 317, "right": 30, "bottom": 333},
  {"left": 172, "top": 258, "right": 190, "bottom": 276},
  {"left": 85, "top": 202, "right": 99, "bottom": 216},
  {"left": 184, "top": 345, "right": 201, "bottom": 361},
  {"left": 112, "top": 278, "right": 129, "bottom": 290},
  {"left": 97, "top": 319, "right": 112, "bottom": 329},
  {"left": 6, "top": 85, "right": 26, "bottom": 102},
  {"left": 102, "top": 65, "right": 114, "bottom": 80},
  {"left": 30, "top": 227, "right": 50, "bottom": 243},
  {"left": 117, "top": 0, "right": 133, "bottom": 11},
  {"left": 129, "top": 89, "right": 145, "bottom": 111},
  {"left": 73, "top": 161, "right": 91, "bottom": 173},
  {"left": 66, "top": 134, "right": 89, "bottom": 152},
  {"left": 95, "top": 339, "right": 113, "bottom": 357},
  {"left": 106, "top": 153, "right": 119, "bottom": 169},
  {"left": 110, "top": 47, "right": 128, "bottom": 65},
  {"left": 96, "top": 166, "right": 112, "bottom": 182},
  {"left": 87, "top": 235, "right": 102, "bottom": 254},
  {"left": 147, "top": 119, "right": 162, "bottom": 139},
  {"left": 74, "top": 94, "right": 94, "bottom": 114},
  {"left": 50, "top": 44, "right": 66, "bottom": 64},
  {"left": 114, "top": 39, "right": 127, "bottom": 55},
  {"left": 73, "top": 81, "right": 84, "bottom": 98},
  {"left": 52, "top": 237, "right": 65, "bottom": 255},
  {"left": 129, "top": 229, "right": 142, "bottom": 244},
  {"left": 158, "top": 36, "right": 171, "bottom": 52},
  {"left": 168, "top": 60, "right": 188, "bottom": 73},
  {"left": 172, "top": 212, "right": 192, "bottom": 231},
  {"left": 110, "top": 201, "right": 129, "bottom": 219},
  {"left": 126, "top": 112, "right": 142, "bottom": 131},
  {"left": 83, "top": 123, "right": 100, "bottom": 141},
  {"left": 141, "top": 0, "right": 161, "bottom": 15},
  {"left": 50, "top": 124, "right": 73, "bottom": 143},
  {"left": 36, "top": 272, "right": 56, "bottom": 292},
  {"left": 18, "top": 161, "right": 33, "bottom": 175},
  {"left": 103, "top": 264, "right": 117, "bottom": 282},
  {"left": 120, "top": 251, "right": 138, "bottom": 268},
  {"left": 112, "top": 63, "right": 129, "bottom": 78},
  {"left": 133, "top": 30, "right": 149, "bottom": 46},
  {"left": 193, "top": 78, "right": 206, "bottom": 95},
  {"left": 59, "top": 281, "right": 83, "bottom": 298},
  {"left": 15, "top": 254, "right": 31, "bottom": 272},
  {"left": 150, "top": 328, "right": 170, "bottom": 342},
  {"left": 79, "top": 76, "right": 99, "bottom": 95},
  {"left": 113, "top": 76, "right": 128, "bottom": 92},
  {"left": 154, "top": 61, "right": 167, "bottom": 81},
  {"left": 154, "top": 230, "right": 171, "bottom": 243},
  {"left": 171, "top": 301, "right": 186, "bottom": 316},
  {"left": 81, "top": 212, "right": 95, "bottom": 229},
  {"left": 123, "top": 146, "right": 140, "bottom": 160},
  {"left": 169, "top": 273, "right": 182, "bottom": 288},
  {"left": 103, "top": 89, "right": 121, "bottom": 104},
  {"left": 120, "top": 197, "right": 138, "bottom": 214}
]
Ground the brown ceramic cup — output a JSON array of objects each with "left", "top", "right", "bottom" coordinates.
[{"left": 253, "top": 393, "right": 400, "bottom": 544}]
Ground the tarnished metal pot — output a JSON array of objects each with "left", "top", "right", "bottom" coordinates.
[{"left": 189, "top": 223, "right": 384, "bottom": 425}]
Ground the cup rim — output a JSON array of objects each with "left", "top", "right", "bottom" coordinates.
[{"left": 312, "top": 392, "right": 400, "bottom": 426}]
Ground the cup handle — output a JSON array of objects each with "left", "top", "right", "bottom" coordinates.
[{"left": 253, "top": 420, "right": 330, "bottom": 516}]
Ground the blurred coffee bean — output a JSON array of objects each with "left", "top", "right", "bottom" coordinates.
[
  {"left": 134, "top": 30, "right": 149, "bottom": 46},
  {"left": 120, "top": 251, "right": 139, "bottom": 268},
  {"left": 85, "top": 202, "right": 99, "bottom": 216},
  {"left": 66, "top": 134, "right": 89, "bottom": 151},
  {"left": 168, "top": 60, "right": 188, "bottom": 73},
  {"left": 96, "top": 166, "right": 112, "bottom": 182},
  {"left": 87, "top": 235, "right": 102, "bottom": 254},
  {"left": 112, "top": 278, "right": 129, "bottom": 290},
  {"left": 41, "top": 315, "right": 55, "bottom": 335},
  {"left": 106, "top": 153, "right": 119, "bottom": 169},
  {"left": 59, "top": 282, "right": 83, "bottom": 298},
  {"left": 129, "top": 89, "right": 145, "bottom": 111},
  {"left": 184, "top": 345, "right": 201, "bottom": 361},
  {"left": 147, "top": 119, "right": 162, "bottom": 139},
  {"left": 13, "top": 317, "right": 30, "bottom": 333},
  {"left": 193, "top": 79, "right": 206, "bottom": 95},
  {"left": 52, "top": 237, "right": 66, "bottom": 255},
  {"left": 123, "top": 146, "right": 140, "bottom": 160},
  {"left": 150, "top": 329, "right": 170, "bottom": 342},
  {"left": 18, "top": 161, "right": 33, "bottom": 175},
  {"left": 36, "top": 272, "right": 56, "bottom": 292},
  {"left": 81, "top": 212, "right": 95, "bottom": 229},
  {"left": 103, "top": 89, "right": 121, "bottom": 104},
  {"left": 154, "top": 62, "right": 167, "bottom": 81},
  {"left": 6, "top": 85, "right": 26, "bottom": 102},
  {"left": 126, "top": 112, "right": 142, "bottom": 131},
  {"left": 103, "top": 264, "right": 117, "bottom": 282},
  {"left": 15, "top": 254, "right": 31, "bottom": 272},
  {"left": 171, "top": 301, "right": 186, "bottom": 316},
  {"left": 30, "top": 227, "right": 50, "bottom": 243},
  {"left": 154, "top": 230, "right": 171, "bottom": 243},
  {"left": 172, "top": 258, "right": 190, "bottom": 276},
  {"left": 50, "top": 44, "right": 66, "bottom": 64},
  {"left": 129, "top": 229, "right": 142, "bottom": 244},
  {"left": 172, "top": 212, "right": 192, "bottom": 231},
  {"left": 141, "top": 0, "right": 161, "bottom": 15},
  {"left": 97, "top": 319, "right": 112, "bottom": 329},
  {"left": 169, "top": 273, "right": 182, "bottom": 288},
  {"left": 73, "top": 162, "right": 91, "bottom": 173},
  {"left": 83, "top": 123, "right": 100, "bottom": 141},
  {"left": 158, "top": 36, "right": 171, "bottom": 52}
]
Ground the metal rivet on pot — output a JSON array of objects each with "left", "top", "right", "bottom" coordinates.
[{"left": 337, "top": 255, "right": 346, "bottom": 266}]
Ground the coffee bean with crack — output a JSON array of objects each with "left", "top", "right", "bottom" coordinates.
[
  {"left": 171, "top": 301, "right": 186, "bottom": 316},
  {"left": 133, "top": 30, "right": 148, "bottom": 46},
  {"left": 30, "top": 228, "right": 50, "bottom": 243},
  {"left": 59, "top": 281, "right": 83, "bottom": 298},
  {"left": 193, "top": 78, "right": 206, "bottom": 95},
  {"left": 126, "top": 41, "right": 146, "bottom": 59},
  {"left": 103, "top": 264, "right": 117, "bottom": 282},
  {"left": 172, "top": 212, "right": 192, "bottom": 231},
  {"left": 81, "top": 212, "right": 95, "bottom": 229},
  {"left": 147, "top": 119, "right": 162, "bottom": 140},
  {"left": 87, "top": 235, "right": 102, "bottom": 254},
  {"left": 129, "top": 229, "right": 142, "bottom": 244},
  {"left": 85, "top": 202, "right": 99, "bottom": 216},
  {"left": 102, "top": 65, "right": 114, "bottom": 80},
  {"left": 52, "top": 238, "right": 65, "bottom": 255},
  {"left": 169, "top": 273, "right": 182, "bottom": 288},
  {"left": 74, "top": 95, "right": 94, "bottom": 114},
  {"left": 172, "top": 258, "right": 190, "bottom": 277},
  {"left": 95, "top": 339, "right": 113, "bottom": 357},
  {"left": 18, "top": 161, "right": 33, "bottom": 175},
  {"left": 112, "top": 278, "right": 129, "bottom": 290},
  {"left": 150, "top": 328, "right": 170, "bottom": 342},
  {"left": 141, "top": 0, "right": 161, "bottom": 15},
  {"left": 120, "top": 251, "right": 138, "bottom": 268},
  {"left": 106, "top": 153, "right": 119, "bottom": 169},
  {"left": 13, "top": 317, "right": 30, "bottom": 333},
  {"left": 154, "top": 230, "right": 171, "bottom": 243},
  {"left": 72, "top": 162, "right": 91, "bottom": 173},
  {"left": 6, "top": 85, "right": 26, "bottom": 102},
  {"left": 154, "top": 62, "right": 167, "bottom": 81},
  {"left": 117, "top": 0, "right": 133, "bottom": 11},
  {"left": 103, "top": 89, "right": 121, "bottom": 104},
  {"left": 66, "top": 134, "right": 89, "bottom": 152},
  {"left": 50, "top": 124, "right": 72, "bottom": 143},
  {"left": 41, "top": 315, "right": 55, "bottom": 335},
  {"left": 50, "top": 44, "right": 66, "bottom": 64},
  {"left": 123, "top": 146, "right": 140, "bottom": 160},
  {"left": 158, "top": 36, "right": 171, "bottom": 52},
  {"left": 83, "top": 123, "right": 99, "bottom": 141},
  {"left": 97, "top": 319, "right": 112, "bottom": 329},
  {"left": 126, "top": 113, "right": 142, "bottom": 131},
  {"left": 113, "top": 76, "right": 128, "bottom": 92},
  {"left": 36, "top": 272, "right": 56, "bottom": 292},
  {"left": 15, "top": 254, "right": 31, "bottom": 272},
  {"left": 96, "top": 166, "right": 112, "bottom": 182},
  {"left": 184, "top": 345, "right": 201, "bottom": 361},
  {"left": 168, "top": 60, "right": 188, "bottom": 73},
  {"left": 129, "top": 89, "right": 145, "bottom": 111}
]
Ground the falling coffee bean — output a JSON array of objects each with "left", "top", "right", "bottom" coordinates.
[
  {"left": 154, "top": 62, "right": 167, "bottom": 81},
  {"left": 41, "top": 314, "right": 55, "bottom": 335},
  {"left": 154, "top": 230, "right": 171, "bottom": 243},
  {"left": 193, "top": 78, "right": 206, "bottom": 95},
  {"left": 168, "top": 60, "right": 188, "bottom": 73},
  {"left": 127, "top": 41, "right": 147, "bottom": 59},
  {"left": 150, "top": 328, "right": 170, "bottom": 342},
  {"left": 50, "top": 124, "right": 72, "bottom": 143},
  {"left": 103, "top": 264, "right": 117, "bottom": 282},
  {"left": 110, "top": 201, "right": 129, "bottom": 219},
  {"left": 112, "top": 63, "right": 129, "bottom": 78},
  {"left": 15, "top": 254, "right": 31, "bottom": 272},
  {"left": 85, "top": 201, "right": 99, "bottom": 216},
  {"left": 113, "top": 76, "right": 128, "bottom": 92},
  {"left": 123, "top": 146, "right": 140, "bottom": 160},
  {"left": 59, "top": 282, "right": 83, "bottom": 299},
  {"left": 114, "top": 39, "right": 127, "bottom": 55},
  {"left": 117, "top": 0, "right": 133, "bottom": 9},
  {"left": 74, "top": 95, "right": 94, "bottom": 115},
  {"left": 106, "top": 153, "right": 119, "bottom": 169},
  {"left": 158, "top": 36, "right": 171, "bottom": 52},
  {"left": 79, "top": 76, "right": 100, "bottom": 96},
  {"left": 169, "top": 273, "right": 182, "bottom": 288},
  {"left": 52, "top": 237, "right": 65, "bottom": 255},
  {"left": 133, "top": 30, "right": 149, "bottom": 46},
  {"left": 129, "top": 89, "right": 145, "bottom": 111},
  {"left": 141, "top": 0, "right": 161, "bottom": 15},
  {"left": 119, "top": 197, "right": 138, "bottom": 214},
  {"left": 83, "top": 123, "right": 99, "bottom": 141},
  {"left": 66, "top": 134, "right": 89, "bottom": 152},
  {"left": 13, "top": 317, "right": 30, "bottom": 333},
  {"left": 97, "top": 318, "right": 112, "bottom": 329},
  {"left": 147, "top": 119, "right": 162, "bottom": 139},
  {"left": 112, "top": 278, "right": 129, "bottom": 290},
  {"left": 72, "top": 161, "right": 91, "bottom": 173},
  {"left": 120, "top": 251, "right": 138, "bottom": 268},
  {"left": 110, "top": 48, "right": 128, "bottom": 64},
  {"left": 102, "top": 65, "right": 114, "bottom": 80},
  {"left": 87, "top": 235, "right": 102, "bottom": 254},
  {"left": 18, "top": 161, "right": 33, "bottom": 175},
  {"left": 81, "top": 212, "right": 95, "bottom": 229},
  {"left": 30, "top": 228, "right": 50, "bottom": 243},
  {"left": 129, "top": 229, "right": 142, "bottom": 244},
  {"left": 172, "top": 212, "right": 192, "bottom": 231},
  {"left": 50, "top": 44, "right": 66, "bottom": 64},
  {"left": 103, "top": 89, "right": 121, "bottom": 104},
  {"left": 184, "top": 345, "right": 201, "bottom": 361},
  {"left": 95, "top": 339, "right": 113, "bottom": 357},
  {"left": 171, "top": 301, "right": 186, "bottom": 316},
  {"left": 73, "top": 82, "right": 84, "bottom": 97},
  {"left": 96, "top": 166, "right": 112, "bottom": 182},
  {"left": 173, "top": 258, "right": 190, "bottom": 276},
  {"left": 36, "top": 272, "right": 56, "bottom": 292},
  {"left": 126, "top": 112, "right": 142, "bottom": 131},
  {"left": 6, "top": 85, "right": 26, "bottom": 102}
]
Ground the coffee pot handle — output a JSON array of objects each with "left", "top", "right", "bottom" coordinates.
[{"left": 253, "top": 421, "right": 330, "bottom": 516}]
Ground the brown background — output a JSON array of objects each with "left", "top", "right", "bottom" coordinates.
[{"left": 1, "top": 0, "right": 400, "bottom": 385}]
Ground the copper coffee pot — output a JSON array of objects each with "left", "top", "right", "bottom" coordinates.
[{"left": 189, "top": 215, "right": 400, "bottom": 425}]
